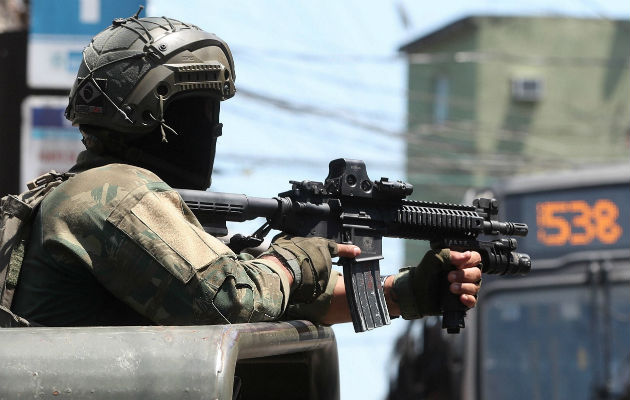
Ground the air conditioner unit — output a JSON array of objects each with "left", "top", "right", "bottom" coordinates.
[{"left": 511, "top": 78, "right": 543, "bottom": 102}]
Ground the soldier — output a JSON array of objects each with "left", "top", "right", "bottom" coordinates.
[{"left": 10, "top": 15, "right": 481, "bottom": 327}]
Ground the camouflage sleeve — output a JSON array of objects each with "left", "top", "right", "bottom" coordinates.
[
  {"left": 284, "top": 270, "right": 340, "bottom": 323},
  {"left": 43, "top": 171, "right": 291, "bottom": 325},
  {"left": 99, "top": 186, "right": 291, "bottom": 325},
  {"left": 39, "top": 162, "right": 307, "bottom": 325}
]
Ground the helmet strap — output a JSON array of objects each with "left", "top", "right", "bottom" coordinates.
[{"left": 151, "top": 95, "right": 179, "bottom": 143}]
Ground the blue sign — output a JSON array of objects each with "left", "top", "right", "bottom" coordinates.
[
  {"left": 21, "top": 97, "right": 85, "bottom": 189},
  {"left": 27, "top": 0, "right": 145, "bottom": 89},
  {"left": 31, "top": 0, "right": 145, "bottom": 36}
]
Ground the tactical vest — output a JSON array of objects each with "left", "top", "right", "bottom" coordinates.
[{"left": 0, "top": 171, "right": 73, "bottom": 327}]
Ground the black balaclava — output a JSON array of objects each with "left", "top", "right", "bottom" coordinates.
[{"left": 126, "top": 96, "right": 222, "bottom": 190}]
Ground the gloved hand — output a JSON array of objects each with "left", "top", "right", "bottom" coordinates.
[
  {"left": 390, "top": 249, "right": 482, "bottom": 319},
  {"left": 261, "top": 235, "right": 339, "bottom": 303}
]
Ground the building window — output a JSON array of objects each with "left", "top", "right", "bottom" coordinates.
[
  {"left": 511, "top": 78, "right": 544, "bottom": 102},
  {"left": 433, "top": 76, "right": 449, "bottom": 125}
]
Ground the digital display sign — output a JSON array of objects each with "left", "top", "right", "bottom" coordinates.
[{"left": 503, "top": 183, "right": 629, "bottom": 260}]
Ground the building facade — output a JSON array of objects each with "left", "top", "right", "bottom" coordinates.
[{"left": 399, "top": 16, "right": 630, "bottom": 263}]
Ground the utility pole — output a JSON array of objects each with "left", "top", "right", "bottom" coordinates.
[
  {"left": 0, "top": 0, "right": 68, "bottom": 196},
  {"left": 0, "top": 0, "right": 28, "bottom": 196}
]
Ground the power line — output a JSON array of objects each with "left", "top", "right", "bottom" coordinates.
[
  {"left": 407, "top": 50, "right": 629, "bottom": 67},
  {"left": 216, "top": 153, "right": 402, "bottom": 172},
  {"left": 235, "top": 48, "right": 628, "bottom": 124},
  {"left": 232, "top": 46, "right": 399, "bottom": 64},
  {"left": 233, "top": 45, "right": 630, "bottom": 68},
  {"left": 228, "top": 102, "right": 626, "bottom": 174},
  {"left": 235, "top": 87, "right": 403, "bottom": 138},
  {"left": 404, "top": 86, "right": 630, "bottom": 124},
  {"left": 235, "top": 85, "right": 630, "bottom": 146},
  {"left": 214, "top": 145, "right": 621, "bottom": 184},
  {"left": 235, "top": 50, "right": 404, "bottom": 102}
]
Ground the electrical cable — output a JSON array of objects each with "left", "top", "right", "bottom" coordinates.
[{"left": 232, "top": 45, "right": 629, "bottom": 67}]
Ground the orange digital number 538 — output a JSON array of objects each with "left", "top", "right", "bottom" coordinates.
[{"left": 536, "top": 199, "right": 622, "bottom": 247}]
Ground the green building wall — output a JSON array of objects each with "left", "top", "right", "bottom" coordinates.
[
  {"left": 406, "top": 24, "right": 479, "bottom": 198},
  {"left": 402, "top": 16, "right": 630, "bottom": 264}
]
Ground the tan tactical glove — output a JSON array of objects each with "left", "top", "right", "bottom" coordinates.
[
  {"left": 262, "top": 235, "right": 339, "bottom": 303},
  {"left": 391, "top": 249, "right": 453, "bottom": 319}
]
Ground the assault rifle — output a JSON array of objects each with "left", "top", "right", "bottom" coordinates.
[{"left": 177, "top": 159, "right": 531, "bottom": 333}]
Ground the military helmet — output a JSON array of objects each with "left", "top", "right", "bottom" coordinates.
[{"left": 65, "top": 14, "right": 236, "bottom": 136}]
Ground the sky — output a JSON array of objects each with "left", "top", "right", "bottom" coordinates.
[{"left": 147, "top": 1, "right": 629, "bottom": 399}]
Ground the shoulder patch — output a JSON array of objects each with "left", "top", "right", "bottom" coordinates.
[{"left": 108, "top": 188, "right": 234, "bottom": 284}]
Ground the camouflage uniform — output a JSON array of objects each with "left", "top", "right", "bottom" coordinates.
[{"left": 11, "top": 151, "right": 295, "bottom": 326}]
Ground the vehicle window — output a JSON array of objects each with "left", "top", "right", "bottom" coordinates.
[{"left": 480, "top": 283, "right": 630, "bottom": 400}]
